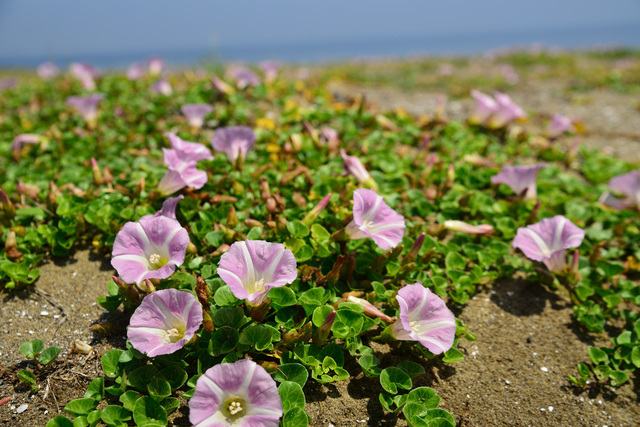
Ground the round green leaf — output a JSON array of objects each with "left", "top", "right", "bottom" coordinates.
[
  {"left": 274, "top": 363, "right": 309, "bottom": 388},
  {"left": 380, "top": 367, "right": 412, "bottom": 395},
  {"left": 278, "top": 381, "right": 306, "bottom": 413},
  {"left": 133, "top": 396, "right": 168, "bottom": 427}
]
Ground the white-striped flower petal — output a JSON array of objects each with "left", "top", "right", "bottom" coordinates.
[{"left": 345, "top": 189, "right": 405, "bottom": 250}]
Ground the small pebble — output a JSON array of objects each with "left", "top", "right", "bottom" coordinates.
[
  {"left": 16, "top": 404, "right": 28, "bottom": 413},
  {"left": 540, "top": 367, "right": 549, "bottom": 372},
  {"left": 40, "top": 311, "right": 49, "bottom": 316},
  {"left": 548, "top": 406, "right": 554, "bottom": 412},
  {"left": 540, "top": 408, "right": 546, "bottom": 412},
  {"left": 505, "top": 380, "right": 510, "bottom": 384}
]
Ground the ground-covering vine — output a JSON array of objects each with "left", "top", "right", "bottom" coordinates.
[{"left": 1, "top": 55, "right": 639, "bottom": 426}]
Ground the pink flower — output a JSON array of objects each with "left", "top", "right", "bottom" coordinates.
[
  {"left": 165, "top": 132, "right": 213, "bottom": 162},
  {"left": 147, "top": 56, "right": 166, "bottom": 76},
  {"left": 599, "top": 170, "right": 640, "bottom": 211},
  {"left": 111, "top": 196, "right": 189, "bottom": 284},
  {"left": 181, "top": 104, "right": 213, "bottom": 128},
  {"left": 512, "top": 215, "right": 585, "bottom": 273},
  {"left": 157, "top": 149, "right": 208, "bottom": 196},
  {"left": 546, "top": 114, "right": 575, "bottom": 138},
  {"left": 227, "top": 65, "right": 260, "bottom": 89},
  {"left": 468, "top": 90, "right": 498, "bottom": 125},
  {"left": 127, "top": 62, "right": 147, "bottom": 80},
  {"left": 443, "top": 220, "right": 494, "bottom": 236},
  {"left": 66, "top": 94, "right": 105, "bottom": 126},
  {"left": 210, "top": 74, "right": 235, "bottom": 95},
  {"left": 69, "top": 62, "right": 100, "bottom": 90},
  {"left": 151, "top": 78, "right": 173, "bottom": 95},
  {"left": 491, "top": 163, "right": 547, "bottom": 200},
  {"left": 391, "top": 283, "right": 457, "bottom": 354},
  {"left": 259, "top": 60, "right": 280, "bottom": 82},
  {"left": 217, "top": 240, "right": 297, "bottom": 305},
  {"left": 11, "top": 134, "right": 43, "bottom": 152},
  {"left": 340, "top": 149, "right": 377, "bottom": 190},
  {"left": 346, "top": 189, "right": 405, "bottom": 250},
  {"left": 211, "top": 126, "right": 257, "bottom": 163},
  {"left": 189, "top": 359, "right": 283, "bottom": 427},
  {"left": 489, "top": 92, "right": 526, "bottom": 128},
  {"left": 37, "top": 62, "right": 60, "bottom": 80},
  {"left": 127, "top": 288, "right": 202, "bottom": 357}
]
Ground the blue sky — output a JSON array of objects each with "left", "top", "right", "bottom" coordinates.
[{"left": 0, "top": 0, "right": 639, "bottom": 65}]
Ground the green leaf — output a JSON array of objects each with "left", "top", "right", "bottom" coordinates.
[
  {"left": 274, "top": 363, "right": 309, "bottom": 388},
  {"left": 100, "top": 405, "right": 132, "bottom": 427},
  {"left": 445, "top": 252, "right": 466, "bottom": 271},
  {"left": 268, "top": 286, "right": 297, "bottom": 307},
  {"left": 209, "top": 326, "right": 239, "bottom": 355},
  {"left": 630, "top": 346, "right": 640, "bottom": 368},
  {"left": 128, "top": 365, "right": 159, "bottom": 392},
  {"left": 442, "top": 348, "right": 464, "bottom": 363},
  {"left": 119, "top": 391, "right": 142, "bottom": 411},
  {"left": 101, "top": 349, "right": 124, "bottom": 378},
  {"left": 312, "top": 305, "right": 335, "bottom": 327},
  {"left": 588, "top": 347, "right": 609, "bottom": 365},
  {"left": 212, "top": 306, "right": 245, "bottom": 329},
  {"left": 204, "top": 231, "right": 224, "bottom": 247},
  {"left": 38, "top": 346, "right": 61, "bottom": 365},
  {"left": 397, "top": 360, "right": 426, "bottom": 379},
  {"left": 18, "top": 369, "right": 37, "bottom": 384},
  {"left": 310, "top": 224, "right": 331, "bottom": 241},
  {"left": 407, "top": 387, "right": 440, "bottom": 409},
  {"left": 239, "top": 325, "right": 272, "bottom": 351},
  {"left": 380, "top": 367, "right": 412, "bottom": 394},
  {"left": 421, "top": 408, "right": 456, "bottom": 426},
  {"left": 133, "top": 396, "right": 168, "bottom": 426},
  {"left": 45, "top": 415, "right": 74, "bottom": 427},
  {"left": 159, "top": 397, "right": 180, "bottom": 414},
  {"left": 19, "top": 339, "right": 44, "bottom": 359},
  {"left": 64, "top": 398, "right": 99, "bottom": 416},
  {"left": 214, "top": 285, "right": 239, "bottom": 306},
  {"left": 287, "top": 220, "right": 310, "bottom": 238},
  {"left": 84, "top": 378, "right": 105, "bottom": 400},
  {"left": 157, "top": 367, "right": 188, "bottom": 390},
  {"left": 278, "top": 381, "right": 306, "bottom": 413},
  {"left": 148, "top": 379, "right": 172, "bottom": 400},
  {"left": 282, "top": 407, "right": 309, "bottom": 427},
  {"left": 246, "top": 227, "right": 264, "bottom": 240}
]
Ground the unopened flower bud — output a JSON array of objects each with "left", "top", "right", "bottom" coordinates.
[
  {"left": 313, "top": 310, "right": 336, "bottom": 345},
  {"left": 17, "top": 180, "right": 40, "bottom": 199},
  {"left": 0, "top": 189, "right": 15, "bottom": 219},
  {"left": 91, "top": 158, "right": 103, "bottom": 186},
  {"left": 5, "top": 230, "right": 22, "bottom": 260},
  {"left": 407, "top": 232, "right": 425, "bottom": 261},
  {"left": 112, "top": 275, "right": 140, "bottom": 303},
  {"left": 259, "top": 178, "right": 271, "bottom": 200},
  {"left": 444, "top": 220, "right": 494, "bottom": 236},
  {"left": 292, "top": 192, "right": 307, "bottom": 208},
  {"left": 347, "top": 296, "right": 396, "bottom": 323},
  {"left": 570, "top": 249, "right": 580, "bottom": 275},
  {"left": 245, "top": 219, "right": 263, "bottom": 228},
  {"left": 211, "top": 243, "right": 230, "bottom": 257},
  {"left": 445, "top": 163, "right": 455, "bottom": 189},
  {"left": 302, "top": 194, "right": 331, "bottom": 226},
  {"left": 227, "top": 205, "right": 239, "bottom": 227}
]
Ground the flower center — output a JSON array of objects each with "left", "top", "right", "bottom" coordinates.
[
  {"left": 163, "top": 326, "right": 185, "bottom": 343},
  {"left": 222, "top": 397, "right": 247, "bottom": 421},
  {"left": 409, "top": 321, "right": 421, "bottom": 334},
  {"left": 250, "top": 277, "right": 266, "bottom": 294},
  {"left": 148, "top": 253, "right": 168, "bottom": 270}
]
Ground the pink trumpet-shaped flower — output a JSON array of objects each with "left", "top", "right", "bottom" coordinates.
[
  {"left": 491, "top": 163, "right": 547, "bottom": 200},
  {"left": 11, "top": 134, "right": 43, "bottom": 152},
  {"left": 546, "top": 114, "right": 575, "bottom": 138},
  {"left": 111, "top": 196, "right": 189, "bottom": 284},
  {"left": 217, "top": 240, "right": 297, "bottom": 305},
  {"left": 259, "top": 60, "right": 280, "bottom": 82},
  {"left": 147, "top": 56, "right": 166, "bottom": 75},
  {"left": 211, "top": 126, "right": 257, "bottom": 163},
  {"left": 489, "top": 92, "right": 526, "bottom": 128},
  {"left": 0, "top": 78, "right": 17, "bottom": 91},
  {"left": 227, "top": 65, "right": 260, "bottom": 89},
  {"left": 599, "top": 170, "right": 640, "bottom": 211},
  {"left": 189, "top": 359, "right": 283, "bottom": 427},
  {"left": 346, "top": 189, "right": 405, "bottom": 250},
  {"left": 151, "top": 77, "right": 173, "bottom": 95},
  {"left": 127, "top": 288, "right": 202, "bottom": 357},
  {"left": 468, "top": 90, "right": 498, "bottom": 125},
  {"left": 66, "top": 94, "right": 105, "bottom": 125},
  {"left": 165, "top": 132, "right": 213, "bottom": 162},
  {"left": 181, "top": 104, "right": 213, "bottom": 128},
  {"left": 157, "top": 149, "right": 208, "bottom": 195},
  {"left": 443, "top": 220, "right": 494, "bottom": 236},
  {"left": 69, "top": 62, "right": 100, "bottom": 90},
  {"left": 512, "top": 215, "right": 585, "bottom": 273},
  {"left": 340, "top": 149, "right": 377, "bottom": 190},
  {"left": 127, "top": 62, "right": 147, "bottom": 80},
  {"left": 391, "top": 283, "right": 456, "bottom": 355},
  {"left": 37, "top": 62, "right": 60, "bottom": 80}
]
